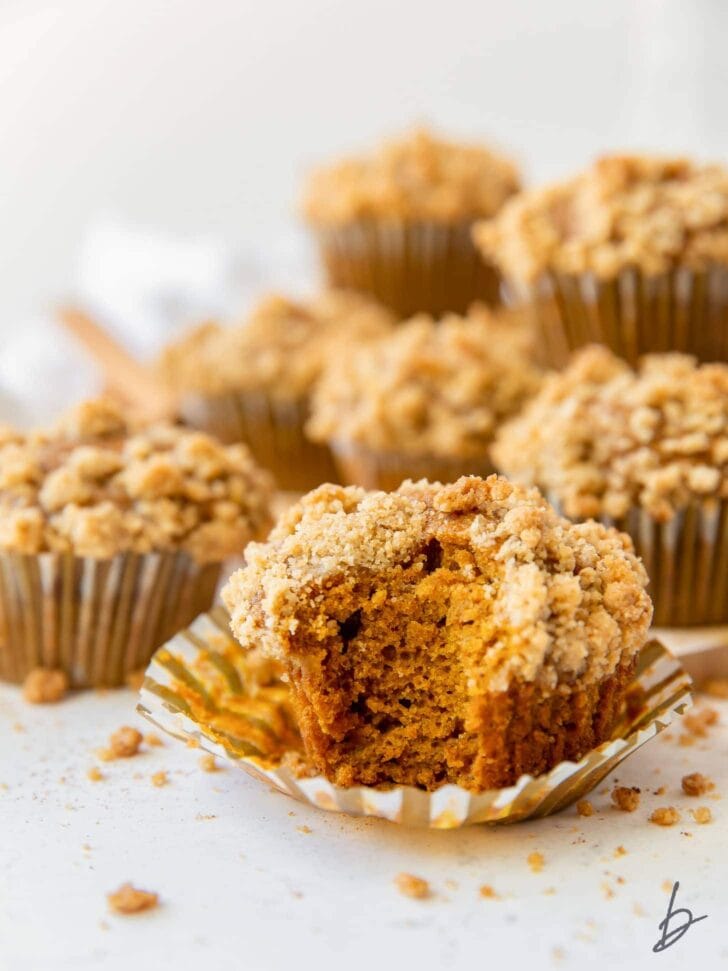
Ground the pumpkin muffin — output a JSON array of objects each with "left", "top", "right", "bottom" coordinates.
[
  {"left": 493, "top": 346, "right": 728, "bottom": 626},
  {"left": 222, "top": 475, "right": 652, "bottom": 792},
  {"left": 474, "top": 153, "right": 728, "bottom": 364},
  {"left": 0, "top": 398, "right": 274, "bottom": 687},
  {"left": 159, "top": 290, "right": 394, "bottom": 491},
  {"left": 302, "top": 128, "right": 520, "bottom": 316},
  {"left": 307, "top": 305, "right": 543, "bottom": 489}
]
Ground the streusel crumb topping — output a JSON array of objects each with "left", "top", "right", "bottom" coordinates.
[
  {"left": 474, "top": 154, "right": 728, "bottom": 282},
  {"left": 493, "top": 345, "right": 728, "bottom": 521},
  {"left": 303, "top": 128, "right": 520, "bottom": 225},
  {"left": 307, "top": 306, "right": 543, "bottom": 458},
  {"left": 159, "top": 290, "right": 394, "bottom": 399},
  {"left": 0, "top": 399, "right": 274, "bottom": 562},
  {"left": 223, "top": 475, "right": 651, "bottom": 693}
]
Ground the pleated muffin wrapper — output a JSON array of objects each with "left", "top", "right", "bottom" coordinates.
[
  {"left": 546, "top": 493, "right": 728, "bottom": 628},
  {"left": 137, "top": 607, "right": 692, "bottom": 828},
  {"left": 0, "top": 550, "right": 220, "bottom": 688},
  {"left": 330, "top": 440, "right": 496, "bottom": 491},
  {"left": 178, "top": 389, "right": 338, "bottom": 492},
  {"left": 312, "top": 219, "right": 503, "bottom": 317},
  {"left": 520, "top": 265, "right": 728, "bottom": 368}
]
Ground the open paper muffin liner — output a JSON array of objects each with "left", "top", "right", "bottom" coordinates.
[
  {"left": 547, "top": 495, "right": 728, "bottom": 627},
  {"left": 137, "top": 607, "right": 692, "bottom": 828},
  {"left": 330, "top": 441, "right": 496, "bottom": 491},
  {"left": 525, "top": 265, "right": 728, "bottom": 367},
  {"left": 0, "top": 550, "right": 220, "bottom": 688},
  {"left": 313, "top": 220, "right": 502, "bottom": 317},
  {"left": 178, "top": 390, "right": 338, "bottom": 492}
]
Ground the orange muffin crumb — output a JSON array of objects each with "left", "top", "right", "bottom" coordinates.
[
  {"left": 690, "top": 807, "right": 713, "bottom": 824},
  {"left": 108, "top": 726, "right": 143, "bottom": 759},
  {"left": 527, "top": 852, "right": 545, "bottom": 873},
  {"left": 145, "top": 733, "right": 164, "bottom": 747},
  {"left": 394, "top": 873, "right": 431, "bottom": 900},
  {"left": 151, "top": 771, "right": 168, "bottom": 787},
  {"left": 107, "top": 883, "right": 159, "bottom": 915},
  {"left": 576, "top": 799, "right": 594, "bottom": 817},
  {"left": 22, "top": 668, "right": 68, "bottom": 704},
  {"left": 684, "top": 708, "right": 720, "bottom": 737},
  {"left": 199, "top": 754, "right": 219, "bottom": 773},
  {"left": 681, "top": 772, "right": 715, "bottom": 797},
  {"left": 612, "top": 786, "right": 641, "bottom": 812},
  {"left": 650, "top": 807, "right": 681, "bottom": 826},
  {"left": 87, "top": 767, "right": 104, "bottom": 783},
  {"left": 479, "top": 884, "right": 500, "bottom": 899}
]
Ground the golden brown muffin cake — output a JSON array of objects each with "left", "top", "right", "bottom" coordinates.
[
  {"left": 159, "top": 290, "right": 394, "bottom": 490},
  {"left": 0, "top": 398, "right": 274, "bottom": 687},
  {"left": 302, "top": 128, "right": 520, "bottom": 315},
  {"left": 493, "top": 346, "right": 728, "bottom": 625},
  {"left": 223, "top": 476, "right": 651, "bottom": 792},
  {"left": 473, "top": 154, "right": 728, "bottom": 363},
  {"left": 307, "top": 305, "right": 543, "bottom": 489}
]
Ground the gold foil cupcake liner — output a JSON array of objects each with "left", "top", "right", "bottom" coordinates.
[
  {"left": 330, "top": 441, "right": 495, "bottom": 491},
  {"left": 547, "top": 495, "right": 728, "bottom": 627},
  {"left": 178, "top": 390, "right": 338, "bottom": 492},
  {"left": 527, "top": 266, "right": 728, "bottom": 366},
  {"left": 0, "top": 551, "right": 220, "bottom": 688},
  {"left": 137, "top": 608, "right": 692, "bottom": 828},
  {"left": 314, "top": 220, "right": 502, "bottom": 317}
]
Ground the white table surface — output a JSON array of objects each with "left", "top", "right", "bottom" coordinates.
[{"left": 0, "top": 680, "right": 726, "bottom": 971}]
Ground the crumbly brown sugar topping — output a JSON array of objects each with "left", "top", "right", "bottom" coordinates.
[
  {"left": 307, "top": 306, "right": 543, "bottom": 459},
  {"left": 223, "top": 475, "right": 651, "bottom": 693},
  {"left": 0, "top": 399, "right": 273, "bottom": 561},
  {"left": 493, "top": 346, "right": 728, "bottom": 521},
  {"left": 474, "top": 153, "right": 728, "bottom": 282},
  {"left": 302, "top": 128, "right": 520, "bottom": 225},
  {"left": 159, "top": 290, "right": 394, "bottom": 399}
]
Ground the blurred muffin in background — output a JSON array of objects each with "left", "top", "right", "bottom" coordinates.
[
  {"left": 0, "top": 398, "right": 274, "bottom": 688},
  {"left": 302, "top": 128, "right": 520, "bottom": 317},
  {"left": 474, "top": 154, "right": 728, "bottom": 366},
  {"left": 307, "top": 305, "right": 543, "bottom": 490},
  {"left": 493, "top": 345, "right": 728, "bottom": 626},
  {"left": 159, "top": 290, "right": 395, "bottom": 491}
]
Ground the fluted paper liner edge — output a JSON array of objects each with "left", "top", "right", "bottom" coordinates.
[{"left": 137, "top": 607, "right": 693, "bottom": 827}]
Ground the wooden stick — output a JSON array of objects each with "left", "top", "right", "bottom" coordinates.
[{"left": 57, "top": 306, "right": 176, "bottom": 423}]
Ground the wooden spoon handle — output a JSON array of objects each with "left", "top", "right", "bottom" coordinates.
[{"left": 57, "top": 306, "right": 176, "bottom": 423}]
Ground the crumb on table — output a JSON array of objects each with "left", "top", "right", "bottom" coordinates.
[
  {"left": 650, "top": 807, "right": 681, "bottom": 827},
  {"left": 22, "top": 668, "right": 68, "bottom": 704},
  {"left": 87, "top": 766, "right": 104, "bottom": 783},
  {"left": 527, "top": 851, "right": 545, "bottom": 873},
  {"left": 699, "top": 678, "right": 728, "bottom": 700},
  {"left": 681, "top": 772, "right": 715, "bottom": 797},
  {"left": 614, "top": 845, "right": 627, "bottom": 857},
  {"left": 576, "top": 799, "right": 594, "bottom": 817},
  {"left": 690, "top": 807, "right": 713, "bottom": 824},
  {"left": 144, "top": 733, "right": 164, "bottom": 747},
  {"left": 479, "top": 884, "right": 500, "bottom": 899},
  {"left": 611, "top": 786, "right": 640, "bottom": 812},
  {"left": 199, "top": 754, "right": 219, "bottom": 772},
  {"left": 394, "top": 873, "right": 431, "bottom": 899},
  {"left": 107, "top": 883, "right": 159, "bottom": 915},
  {"left": 151, "top": 771, "right": 168, "bottom": 787},
  {"left": 683, "top": 708, "right": 719, "bottom": 737},
  {"left": 106, "top": 726, "right": 143, "bottom": 759}
]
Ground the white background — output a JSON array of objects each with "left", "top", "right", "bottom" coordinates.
[{"left": 3, "top": 0, "right": 728, "bottom": 328}]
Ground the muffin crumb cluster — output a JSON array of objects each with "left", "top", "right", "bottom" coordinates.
[
  {"left": 494, "top": 346, "right": 728, "bottom": 521},
  {"left": 303, "top": 128, "right": 520, "bottom": 224},
  {"left": 0, "top": 398, "right": 274, "bottom": 562},
  {"left": 474, "top": 153, "right": 728, "bottom": 282}
]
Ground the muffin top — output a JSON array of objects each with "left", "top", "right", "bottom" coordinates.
[
  {"left": 474, "top": 153, "right": 728, "bottom": 283},
  {"left": 0, "top": 399, "right": 274, "bottom": 562},
  {"left": 223, "top": 475, "right": 651, "bottom": 693},
  {"left": 493, "top": 345, "right": 728, "bottom": 521},
  {"left": 159, "top": 290, "right": 394, "bottom": 401},
  {"left": 307, "top": 306, "right": 543, "bottom": 459},
  {"left": 302, "top": 128, "right": 520, "bottom": 225}
]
